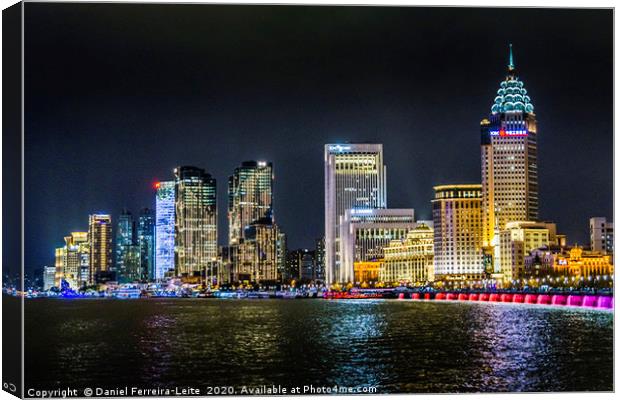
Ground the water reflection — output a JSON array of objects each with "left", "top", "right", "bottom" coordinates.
[{"left": 25, "top": 299, "right": 613, "bottom": 393}]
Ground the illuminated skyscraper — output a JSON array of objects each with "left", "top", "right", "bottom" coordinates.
[
  {"left": 339, "top": 208, "right": 416, "bottom": 284},
  {"left": 174, "top": 166, "right": 217, "bottom": 282},
  {"left": 324, "top": 143, "right": 387, "bottom": 284},
  {"left": 432, "top": 185, "right": 484, "bottom": 280},
  {"left": 155, "top": 181, "right": 175, "bottom": 280},
  {"left": 115, "top": 209, "right": 135, "bottom": 282},
  {"left": 481, "top": 45, "right": 538, "bottom": 272},
  {"left": 88, "top": 214, "right": 113, "bottom": 283},
  {"left": 228, "top": 161, "right": 273, "bottom": 245},
  {"left": 137, "top": 207, "right": 155, "bottom": 281},
  {"left": 228, "top": 161, "right": 280, "bottom": 283}
]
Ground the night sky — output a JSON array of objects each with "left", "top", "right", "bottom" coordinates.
[{"left": 24, "top": 4, "right": 613, "bottom": 273}]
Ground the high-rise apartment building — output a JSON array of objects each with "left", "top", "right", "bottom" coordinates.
[
  {"left": 481, "top": 45, "right": 538, "bottom": 272},
  {"left": 339, "top": 208, "right": 416, "bottom": 284},
  {"left": 88, "top": 214, "right": 113, "bottom": 284},
  {"left": 432, "top": 185, "right": 484, "bottom": 280},
  {"left": 324, "top": 143, "right": 387, "bottom": 284},
  {"left": 155, "top": 181, "right": 175, "bottom": 281},
  {"left": 138, "top": 208, "right": 155, "bottom": 281},
  {"left": 174, "top": 166, "right": 217, "bottom": 282},
  {"left": 590, "top": 217, "right": 614, "bottom": 254}
]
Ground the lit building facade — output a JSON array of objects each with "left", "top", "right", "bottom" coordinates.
[
  {"left": 55, "top": 231, "right": 89, "bottom": 289},
  {"left": 217, "top": 246, "right": 233, "bottom": 285},
  {"left": 499, "top": 221, "right": 554, "bottom": 281},
  {"left": 525, "top": 246, "right": 613, "bottom": 280},
  {"left": 43, "top": 265, "right": 56, "bottom": 290},
  {"left": 481, "top": 45, "right": 538, "bottom": 272},
  {"left": 234, "top": 219, "right": 279, "bottom": 283},
  {"left": 276, "top": 231, "right": 287, "bottom": 282},
  {"left": 432, "top": 185, "right": 484, "bottom": 280},
  {"left": 315, "top": 237, "right": 325, "bottom": 282},
  {"left": 174, "top": 166, "right": 218, "bottom": 282},
  {"left": 381, "top": 223, "right": 434, "bottom": 285},
  {"left": 339, "top": 208, "right": 415, "bottom": 283},
  {"left": 120, "top": 245, "right": 141, "bottom": 283},
  {"left": 227, "top": 161, "right": 279, "bottom": 283},
  {"left": 155, "top": 181, "right": 175, "bottom": 280},
  {"left": 228, "top": 161, "right": 273, "bottom": 245},
  {"left": 89, "top": 214, "right": 113, "bottom": 284},
  {"left": 115, "top": 209, "right": 135, "bottom": 282},
  {"left": 353, "top": 261, "right": 381, "bottom": 284},
  {"left": 324, "top": 143, "right": 387, "bottom": 284},
  {"left": 590, "top": 217, "right": 614, "bottom": 254},
  {"left": 138, "top": 208, "right": 155, "bottom": 281}
]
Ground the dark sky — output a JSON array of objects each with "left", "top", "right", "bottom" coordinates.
[{"left": 24, "top": 4, "right": 613, "bottom": 273}]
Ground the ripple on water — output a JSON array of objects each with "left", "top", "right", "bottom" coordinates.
[{"left": 25, "top": 299, "right": 613, "bottom": 393}]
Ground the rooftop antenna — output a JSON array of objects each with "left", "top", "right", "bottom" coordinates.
[{"left": 508, "top": 43, "right": 515, "bottom": 72}]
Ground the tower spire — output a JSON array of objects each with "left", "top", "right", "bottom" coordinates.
[{"left": 508, "top": 43, "right": 515, "bottom": 72}]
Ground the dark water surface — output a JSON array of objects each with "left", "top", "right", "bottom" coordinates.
[{"left": 25, "top": 299, "right": 613, "bottom": 393}]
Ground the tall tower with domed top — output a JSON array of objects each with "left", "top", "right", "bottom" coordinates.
[{"left": 481, "top": 45, "right": 538, "bottom": 272}]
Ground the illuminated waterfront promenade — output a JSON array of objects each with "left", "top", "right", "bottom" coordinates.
[{"left": 6, "top": 286, "right": 613, "bottom": 311}]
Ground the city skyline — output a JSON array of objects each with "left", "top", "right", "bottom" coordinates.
[{"left": 24, "top": 5, "right": 612, "bottom": 274}]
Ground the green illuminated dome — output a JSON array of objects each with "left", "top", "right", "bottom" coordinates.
[{"left": 490, "top": 44, "right": 535, "bottom": 114}]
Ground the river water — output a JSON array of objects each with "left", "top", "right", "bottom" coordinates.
[{"left": 24, "top": 298, "right": 613, "bottom": 394}]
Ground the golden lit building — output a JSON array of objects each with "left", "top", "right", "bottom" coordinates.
[
  {"left": 234, "top": 221, "right": 279, "bottom": 283},
  {"left": 499, "top": 221, "right": 555, "bottom": 281},
  {"left": 88, "top": 214, "right": 112, "bottom": 284},
  {"left": 553, "top": 247, "right": 613, "bottom": 278},
  {"left": 55, "top": 231, "right": 89, "bottom": 288},
  {"left": 381, "top": 223, "right": 434, "bottom": 285},
  {"left": 432, "top": 184, "right": 484, "bottom": 281},
  {"left": 481, "top": 46, "right": 538, "bottom": 273},
  {"left": 353, "top": 260, "right": 381, "bottom": 284}
]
